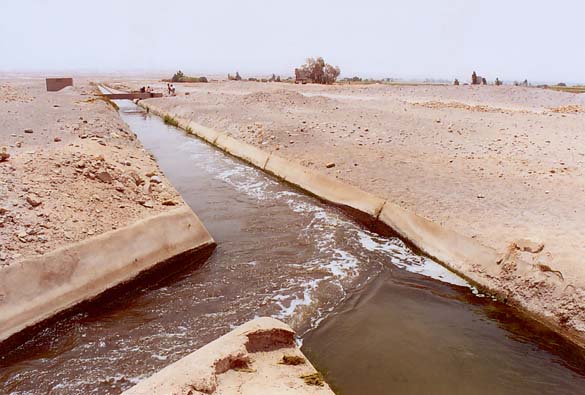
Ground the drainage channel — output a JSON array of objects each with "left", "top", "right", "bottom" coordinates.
[{"left": 1, "top": 99, "right": 584, "bottom": 394}]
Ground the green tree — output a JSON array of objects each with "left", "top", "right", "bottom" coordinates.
[{"left": 171, "top": 70, "right": 185, "bottom": 82}]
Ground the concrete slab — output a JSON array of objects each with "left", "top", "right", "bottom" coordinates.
[
  {"left": 122, "top": 317, "right": 335, "bottom": 395},
  {"left": 0, "top": 207, "right": 215, "bottom": 343}
]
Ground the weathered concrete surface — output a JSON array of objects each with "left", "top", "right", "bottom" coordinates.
[
  {"left": 123, "top": 317, "right": 334, "bottom": 395},
  {"left": 0, "top": 206, "right": 215, "bottom": 343},
  {"left": 138, "top": 100, "right": 585, "bottom": 348},
  {"left": 378, "top": 201, "right": 501, "bottom": 279},
  {"left": 215, "top": 134, "right": 271, "bottom": 170},
  {"left": 264, "top": 152, "right": 385, "bottom": 218}
]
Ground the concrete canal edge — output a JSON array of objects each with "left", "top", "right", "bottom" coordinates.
[
  {"left": 0, "top": 206, "right": 215, "bottom": 344},
  {"left": 139, "top": 101, "right": 585, "bottom": 349},
  {"left": 122, "top": 317, "right": 335, "bottom": 395}
]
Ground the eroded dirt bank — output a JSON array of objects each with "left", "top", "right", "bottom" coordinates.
[
  {"left": 0, "top": 78, "right": 185, "bottom": 266},
  {"left": 115, "top": 78, "right": 585, "bottom": 340}
]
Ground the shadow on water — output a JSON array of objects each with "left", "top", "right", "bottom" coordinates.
[
  {"left": 1, "top": 100, "right": 584, "bottom": 394},
  {"left": 302, "top": 267, "right": 585, "bottom": 395}
]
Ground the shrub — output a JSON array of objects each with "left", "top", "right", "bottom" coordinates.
[
  {"left": 163, "top": 114, "right": 179, "bottom": 127},
  {"left": 170, "top": 70, "right": 207, "bottom": 83},
  {"left": 171, "top": 70, "right": 185, "bottom": 82}
]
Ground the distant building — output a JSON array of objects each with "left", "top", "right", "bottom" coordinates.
[{"left": 46, "top": 77, "right": 73, "bottom": 91}]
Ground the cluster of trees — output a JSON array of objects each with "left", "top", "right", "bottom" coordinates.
[
  {"left": 170, "top": 70, "right": 208, "bottom": 83},
  {"left": 296, "top": 57, "right": 340, "bottom": 84},
  {"left": 457, "top": 71, "right": 505, "bottom": 86},
  {"left": 228, "top": 72, "right": 283, "bottom": 82}
]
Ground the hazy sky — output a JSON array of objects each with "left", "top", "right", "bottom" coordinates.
[{"left": 1, "top": 0, "right": 583, "bottom": 83}]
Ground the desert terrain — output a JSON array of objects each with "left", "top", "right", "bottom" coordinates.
[
  {"left": 0, "top": 78, "right": 184, "bottom": 266},
  {"left": 108, "top": 78, "right": 585, "bottom": 332}
]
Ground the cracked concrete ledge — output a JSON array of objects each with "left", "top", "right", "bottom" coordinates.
[
  {"left": 123, "top": 317, "right": 334, "bottom": 395},
  {"left": 0, "top": 206, "right": 215, "bottom": 343},
  {"left": 139, "top": 100, "right": 585, "bottom": 349}
]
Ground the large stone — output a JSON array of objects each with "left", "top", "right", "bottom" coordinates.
[
  {"left": 0, "top": 147, "right": 9, "bottom": 162},
  {"left": 26, "top": 196, "right": 42, "bottom": 208},
  {"left": 515, "top": 239, "right": 544, "bottom": 253},
  {"left": 96, "top": 171, "right": 113, "bottom": 184}
]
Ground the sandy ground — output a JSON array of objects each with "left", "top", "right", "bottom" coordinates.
[
  {"left": 0, "top": 78, "right": 184, "bottom": 266},
  {"left": 109, "top": 78, "right": 585, "bottom": 334}
]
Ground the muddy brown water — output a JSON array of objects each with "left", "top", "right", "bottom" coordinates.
[{"left": 1, "top": 100, "right": 584, "bottom": 394}]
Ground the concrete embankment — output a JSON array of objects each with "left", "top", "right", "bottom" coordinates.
[
  {"left": 0, "top": 80, "right": 218, "bottom": 345},
  {"left": 0, "top": 206, "right": 215, "bottom": 344},
  {"left": 123, "top": 317, "right": 334, "bottom": 395},
  {"left": 139, "top": 100, "right": 585, "bottom": 348}
]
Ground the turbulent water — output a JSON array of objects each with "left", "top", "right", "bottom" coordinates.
[{"left": 1, "top": 100, "right": 584, "bottom": 394}]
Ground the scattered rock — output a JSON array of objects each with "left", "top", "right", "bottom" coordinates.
[
  {"left": 162, "top": 200, "right": 177, "bottom": 206},
  {"left": 139, "top": 200, "right": 155, "bottom": 208},
  {"left": 145, "top": 171, "right": 157, "bottom": 177},
  {"left": 96, "top": 171, "right": 113, "bottom": 184},
  {"left": 113, "top": 181, "right": 125, "bottom": 192},
  {"left": 54, "top": 136, "right": 62, "bottom": 142},
  {"left": 26, "top": 195, "right": 42, "bottom": 208},
  {"left": 515, "top": 239, "right": 544, "bottom": 253},
  {"left": 24, "top": 129, "right": 33, "bottom": 134},
  {"left": 150, "top": 175, "right": 162, "bottom": 184},
  {"left": 129, "top": 171, "right": 144, "bottom": 186},
  {"left": 0, "top": 147, "right": 10, "bottom": 162},
  {"left": 325, "top": 162, "right": 336, "bottom": 168}
]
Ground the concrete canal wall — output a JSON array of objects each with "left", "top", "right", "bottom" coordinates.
[
  {"left": 0, "top": 207, "right": 215, "bottom": 343},
  {"left": 139, "top": 100, "right": 585, "bottom": 348}
]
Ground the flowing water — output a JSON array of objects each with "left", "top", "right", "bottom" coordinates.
[{"left": 1, "top": 100, "right": 584, "bottom": 394}]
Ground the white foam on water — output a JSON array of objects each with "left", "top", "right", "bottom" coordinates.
[
  {"left": 182, "top": 134, "right": 470, "bottom": 325},
  {"left": 356, "top": 230, "right": 469, "bottom": 287},
  {"left": 273, "top": 279, "right": 321, "bottom": 319},
  {"left": 323, "top": 249, "right": 359, "bottom": 277},
  {"left": 210, "top": 163, "right": 277, "bottom": 200}
]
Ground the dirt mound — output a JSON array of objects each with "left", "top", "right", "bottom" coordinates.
[
  {"left": 410, "top": 100, "right": 528, "bottom": 114},
  {"left": 549, "top": 105, "right": 585, "bottom": 114},
  {"left": 241, "top": 89, "right": 333, "bottom": 108}
]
